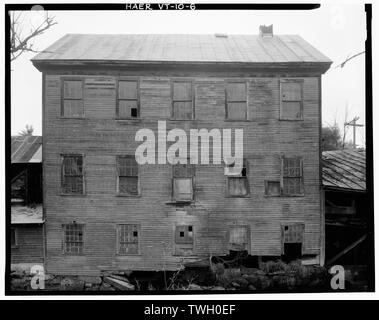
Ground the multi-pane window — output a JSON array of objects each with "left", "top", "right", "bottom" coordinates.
[
  {"left": 226, "top": 82, "right": 247, "bottom": 120},
  {"left": 62, "top": 79, "right": 84, "bottom": 118},
  {"left": 117, "top": 80, "right": 139, "bottom": 118},
  {"left": 63, "top": 224, "right": 84, "bottom": 254},
  {"left": 172, "top": 81, "right": 193, "bottom": 120},
  {"left": 117, "top": 224, "right": 139, "bottom": 255},
  {"left": 280, "top": 80, "right": 303, "bottom": 120},
  {"left": 175, "top": 225, "right": 194, "bottom": 244},
  {"left": 226, "top": 159, "right": 249, "bottom": 197},
  {"left": 172, "top": 163, "right": 194, "bottom": 201},
  {"left": 117, "top": 156, "right": 139, "bottom": 195},
  {"left": 281, "top": 223, "right": 304, "bottom": 259},
  {"left": 281, "top": 157, "right": 303, "bottom": 195},
  {"left": 61, "top": 155, "right": 84, "bottom": 195}
]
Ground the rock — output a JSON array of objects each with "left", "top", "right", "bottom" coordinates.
[
  {"left": 233, "top": 277, "right": 249, "bottom": 288},
  {"left": 241, "top": 268, "right": 265, "bottom": 276},
  {"left": 78, "top": 276, "right": 102, "bottom": 285},
  {"left": 248, "top": 284, "right": 257, "bottom": 291},
  {"left": 210, "top": 286, "right": 226, "bottom": 290},
  {"left": 60, "top": 277, "right": 85, "bottom": 291},
  {"left": 100, "top": 283, "right": 115, "bottom": 291},
  {"left": 242, "top": 274, "right": 260, "bottom": 286},
  {"left": 187, "top": 283, "right": 203, "bottom": 290},
  {"left": 231, "top": 282, "right": 240, "bottom": 288}
]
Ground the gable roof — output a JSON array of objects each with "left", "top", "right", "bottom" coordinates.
[
  {"left": 322, "top": 149, "right": 366, "bottom": 192},
  {"left": 32, "top": 34, "right": 331, "bottom": 68},
  {"left": 11, "top": 136, "right": 42, "bottom": 163}
]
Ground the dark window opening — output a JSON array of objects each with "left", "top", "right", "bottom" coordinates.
[
  {"left": 130, "top": 107, "right": 138, "bottom": 118},
  {"left": 282, "top": 243, "right": 302, "bottom": 262}
]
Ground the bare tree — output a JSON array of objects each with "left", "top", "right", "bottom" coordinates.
[
  {"left": 18, "top": 124, "right": 34, "bottom": 136},
  {"left": 334, "top": 51, "right": 365, "bottom": 70},
  {"left": 10, "top": 10, "right": 57, "bottom": 61}
]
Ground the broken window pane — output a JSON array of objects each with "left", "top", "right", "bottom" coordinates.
[
  {"left": 63, "top": 224, "right": 84, "bottom": 254},
  {"left": 117, "top": 156, "right": 139, "bottom": 195},
  {"left": 61, "top": 155, "right": 84, "bottom": 194},
  {"left": 280, "top": 81, "right": 303, "bottom": 120},
  {"left": 118, "top": 224, "right": 139, "bottom": 254},
  {"left": 175, "top": 225, "right": 193, "bottom": 244},
  {"left": 117, "top": 80, "right": 139, "bottom": 118}
]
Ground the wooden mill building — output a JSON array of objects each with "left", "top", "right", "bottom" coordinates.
[{"left": 32, "top": 27, "right": 331, "bottom": 275}]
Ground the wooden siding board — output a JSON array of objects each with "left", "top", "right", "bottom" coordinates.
[{"left": 43, "top": 72, "right": 322, "bottom": 274}]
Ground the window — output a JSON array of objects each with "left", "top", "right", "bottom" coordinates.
[
  {"left": 226, "top": 82, "right": 247, "bottom": 120},
  {"left": 226, "top": 159, "right": 249, "bottom": 197},
  {"left": 11, "top": 228, "right": 17, "bottom": 247},
  {"left": 265, "top": 180, "right": 280, "bottom": 196},
  {"left": 175, "top": 225, "right": 194, "bottom": 244},
  {"left": 63, "top": 223, "right": 84, "bottom": 254},
  {"left": 172, "top": 81, "right": 193, "bottom": 120},
  {"left": 117, "top": 224, "right": 139, "bottom": 255},
  {"left": 229, "top": 226, "right": 249, "bottom": 251},
  {"left": 281, "top": 223, "right": 304, "bottom": 261},
  {"left": 61, "top": 155, "right": 84, "bottom": 195},
  {"left": 117, "top": 156, "right": 139, "bottom": 195},
  {"left": 280, "top": 80, "right": 303, "bottom": 120},
  {"left": 172, "top": 163, "right": 194, "bottom": 201},
  {"left": 281, "top": 157, "right": 303, "bottom": 195},
  {"left": 117, "top": 80, "right": 139, "bottom": 118},
  {"left": 61, "top": 79, "right": 84, "bottom": 117}
]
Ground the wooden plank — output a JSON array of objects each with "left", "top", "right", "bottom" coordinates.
[{"left": 326, "top": 234, "right": 367, "bottom": 266}]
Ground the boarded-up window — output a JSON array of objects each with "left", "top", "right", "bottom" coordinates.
[
  {"left": 175, "top": 225, "right": 193, "bottom": 244},
  {"left": 226, "top": 82, "right": 247, "bottom": 120},
  {"left": 226, "top": 159, "right": 249, "bottom": 196},
  {"left": 63, "top": 224, "right": 84, "bottom": 254},
  {"left": 173, "top": 163, "right": 194, "bottom": 201},
  {"left": 117, "top": 80, "right": 139, "bottom": 118},
  {"left": 62, "top": 79, "right": 84, "bottom": 117},
  {"left": 280, "top": 80, "right": 303, "bottom": 120},
  {"left": 117, "top": 224, "right": 139, "bottom": 254},
  {"left": 265, "top": 180, "right": 280, "bottom": 196},
  {"left": 229, "top": 226, "right": 249, "bottom": 251},
  {"left": 281, "top": 157, "right": 303, "bottom": 195},
  {"left": 117, "top": 156, "right": 139, "bottom": 195},
  {"left": 172, "top": 81, "right": 193, "bottom": 120},
  {"left": 61, "top": 155, "right": 84, "bottom": 194},
  {"left": 11, "top": 228, "right": 17, "bottom": 247}
]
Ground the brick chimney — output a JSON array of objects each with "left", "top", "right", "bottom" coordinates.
[{"left": 259, "top": 24, "right": 273, "bottom": 37}]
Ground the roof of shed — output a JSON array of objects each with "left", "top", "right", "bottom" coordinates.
[
  {"left": 32, "top": 34, "right": 332, "bottom": 64},
  {"left": 11, "top": 135, "right": 42, "bottom": 163},
  {"left": 322, "top": 149, "right": 366, "bottom": 192},
  {"left": 11, "top": 205, "right": 44, "bottom": 224}
]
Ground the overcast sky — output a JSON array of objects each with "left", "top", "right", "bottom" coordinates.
[{"left": 10, "top": 3, "right": 366, "bottom": 147}]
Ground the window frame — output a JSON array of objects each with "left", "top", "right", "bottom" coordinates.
[
  {"left": 116, "top": 224, "right": 141, "bottom": 255},
  {"left": 116, "top": 155, "right": 140, "bottom": 197},
  {"left": 60, "top": 77, "right": 85, "bottom": 118},
  {"left": 225, "top": 80, "right": 248, "bottom": 121},
  {"left": 281, "top": 223, "right": 305, "bottom": 255},
  {"left": 116, "top": 77, "right": 140, "bottom": 119},
  {"left": 228, "top": 225, "right": 250, "bottom": 252},
  {"left": 60, "top": 154, "right": 85, "bottom": 196},
  {"left": 171, "top": 79, "right": 194, "bottom": 120},
  {"left": 62, "top": 223, "right": 85, "bottom": 255},
  {"left": 280, "top": 156, "right": 304, "bottom": 196},
  {"left": 172, "top": 162, "right": 195, "bottom": 202},
  {"left": 264, "top": 180, "right": 281, "bottom": 197},
  {"left": 279, "top": 78, "right": 304, "bottom": 121},
  {"left": 11, "top": 227, "right": 18, "bottom": 248},
  {"left": 225, "top": 159, "right": 250, "bottom": 198}
]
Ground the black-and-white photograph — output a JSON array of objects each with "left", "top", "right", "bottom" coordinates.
[{"left": 4, "top": 1, "right": 374, "bottom": 297}]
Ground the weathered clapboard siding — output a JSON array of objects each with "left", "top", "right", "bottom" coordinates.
[
  {"left": 11, "top": 226, "right": 44, "bottom": 264},
  {"left": 43, "top": 70, "right": 322, "bottom": 275}
]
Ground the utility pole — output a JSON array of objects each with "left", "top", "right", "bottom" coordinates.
[{"left": 344, "top": 116, "right": 364, "bottom": 149}]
